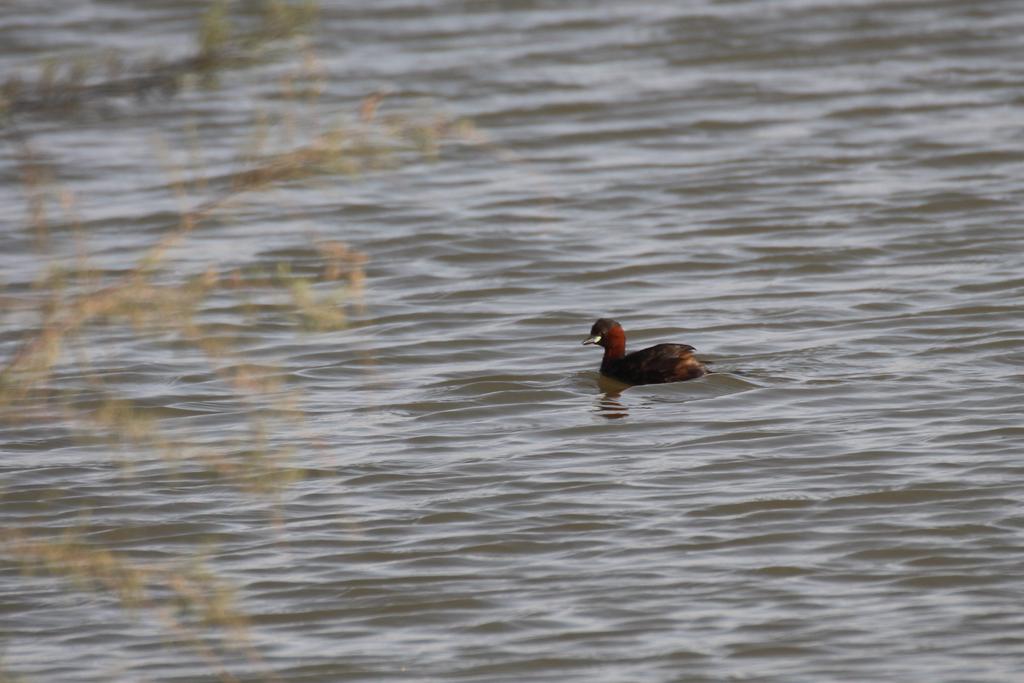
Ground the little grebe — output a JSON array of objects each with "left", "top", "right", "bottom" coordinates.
[{"left": 582, "top": 318, "right": 707, "bottom": 385}]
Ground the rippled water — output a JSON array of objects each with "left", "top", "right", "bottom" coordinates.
[{"left": 3, "top": 1, "right": 1024, "bottom": 681}]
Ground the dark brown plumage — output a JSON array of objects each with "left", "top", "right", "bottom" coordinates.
[{"left": 582, "top": 318, "right": 707, "bottom": 385}]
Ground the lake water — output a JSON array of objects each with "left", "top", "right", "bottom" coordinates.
[{"left": 2, "top": 1, "right": 1024, "bottom": 681}]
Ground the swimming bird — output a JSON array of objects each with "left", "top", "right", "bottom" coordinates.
[{"left": 582, "top": 318, "right": 707, "bottom": 385}]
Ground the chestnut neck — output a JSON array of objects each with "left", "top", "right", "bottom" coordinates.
[{"left": 601, "top": 326, "right": 626, "bottom": 361}]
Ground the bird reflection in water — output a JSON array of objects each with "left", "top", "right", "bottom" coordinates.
[{"left": 594, "top": 375, "right": 630, "bottom": 419}]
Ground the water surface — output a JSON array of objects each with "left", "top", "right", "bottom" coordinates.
[{"left": 2, "top": 1, "right": 1024, "bottom": 681}]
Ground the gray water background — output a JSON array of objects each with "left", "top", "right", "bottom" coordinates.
[{"left": 2, "top": 1, "right": 1024, "bottom": 681}]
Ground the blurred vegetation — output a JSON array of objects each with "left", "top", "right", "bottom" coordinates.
[
  {"left": 0, "top": 0, "right": 318, "bottom": 119},
  {"left": 0, "top": 1, "right": 483, "bottom": 680}
]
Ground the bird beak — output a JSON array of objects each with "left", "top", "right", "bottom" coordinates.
[{"left": 582, "top": 334, "right": 602, "bottom": 346}]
